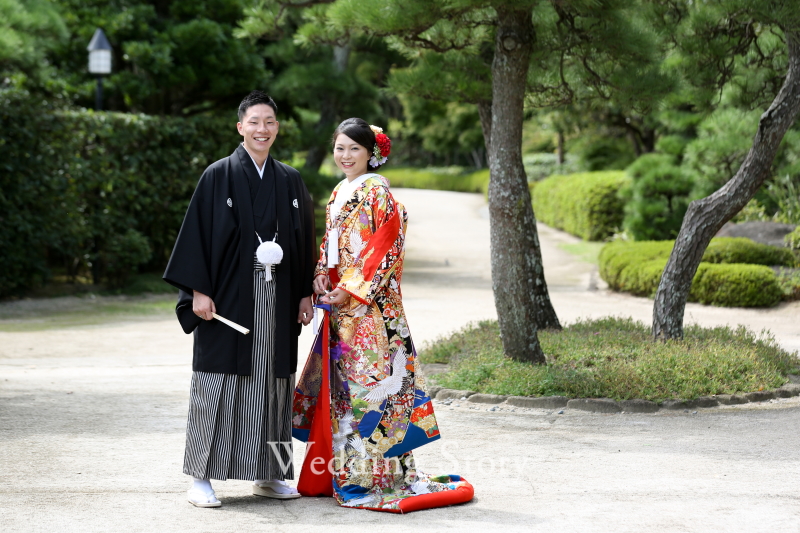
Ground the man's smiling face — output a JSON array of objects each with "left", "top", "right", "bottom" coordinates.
[{"left": 237, "top": 104, "right": 279, "bottom": 158}]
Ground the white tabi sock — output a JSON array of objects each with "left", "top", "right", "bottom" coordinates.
[
  {"left": 191, "top": 477, "right": 214, "bottom": 495},
  {"left": 253, "top": 479, "right": 297, "bottom": 494}
]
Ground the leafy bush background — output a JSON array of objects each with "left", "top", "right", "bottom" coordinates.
[
  {"left": 532, "top": 171, "right": 628, "bottom": 241},
  {"left": 522, "top": 153, "right": 582, "bottom": 182},
  {"left": 598, "top": 238, "right": 794, "bottom": 307},
  {"left": 0, "top": 86, "right": 309, "bottom": 297},
  {"left": 380, "top": 167, "right": 490, "bottom": 194},
  {"left": 620, "top": 154, "right": 694, "bottom": 240}
]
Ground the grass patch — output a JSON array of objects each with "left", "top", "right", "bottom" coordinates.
[
  {"left": 420, "top": 318, "right": 800, "bottom": 401},
  {"left": 18, "top": 272, "right": 178, "bottom": 300},
  {"left": 0, "top": 294, "right": 176, "bottom": 331},
  {"left": 557, "top": 241, "right": 605, "bottom": 265},
  {"left": 381, "top": 167, "right": 490, "bottom": 195}
]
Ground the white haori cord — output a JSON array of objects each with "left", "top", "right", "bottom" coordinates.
[
  {"left": 327, "top": 173, "right": 376, "bottom": 268},
  {"left": 256, "top": 227, "right": 283, "bottom": 281},
  {"left": 327, "top": 227, "right": 340, "bottom": 268}
]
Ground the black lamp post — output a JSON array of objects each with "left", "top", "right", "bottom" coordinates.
[{"left": 87, "top": 28, "right": 112, "bottom": 110}]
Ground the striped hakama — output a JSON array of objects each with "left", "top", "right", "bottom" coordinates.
[{"left": 183, "top": 258, "right": 295, "bottom": 481}]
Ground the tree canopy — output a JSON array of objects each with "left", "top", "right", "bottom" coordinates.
[{"left": 3, "top": 0, "right": 800, "bottom": 348}]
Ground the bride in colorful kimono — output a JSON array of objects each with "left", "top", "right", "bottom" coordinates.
[{"left": 291, "top": 118, "right": 473, "bottom": 513}]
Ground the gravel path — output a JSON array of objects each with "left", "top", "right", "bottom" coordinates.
[{"left": 0, "top": 188, "right": 798, "bottom": 532}]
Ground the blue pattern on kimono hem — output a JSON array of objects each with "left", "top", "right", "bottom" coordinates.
[{"left": 384, "top": 424, "right": 440, "bottom": 458}]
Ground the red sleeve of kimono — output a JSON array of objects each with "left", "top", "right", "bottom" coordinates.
[{"left": 338, "top": 186, "right": 404, "bottom": 305}]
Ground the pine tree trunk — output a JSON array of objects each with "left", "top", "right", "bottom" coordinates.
[
  {"left": 653, "top": 30, "right": 800, "bottom": 339},
  {"left": 488, "top": 6, "right": 561, "bottom": 364}
]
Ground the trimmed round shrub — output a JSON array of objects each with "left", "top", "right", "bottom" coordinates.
[
  {"left": 533, "top": 171, "right": 628, "bottom": 241},
  {"left": 599, "top": 239, "right": 785, "bottom": 307},
  {"left": 704, "top": 237, "right": 796, "bottom": 267},
  {"left": 599, "top": 240, "right": 672, "bottom": 291},
  {"left": 689, "top": 263, "right": 783, "bottom": 307},
  {"left": 621, "top": 154, "right": 694, "bottom": 241}
]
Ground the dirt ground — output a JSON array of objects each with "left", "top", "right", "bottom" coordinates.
[{"left": 1, "top": 188, "right": 798, "bottom": 533}]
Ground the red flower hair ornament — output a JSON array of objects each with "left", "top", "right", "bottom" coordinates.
[{"left": 369, "top": 125, "right": 392, "bottom": 168}]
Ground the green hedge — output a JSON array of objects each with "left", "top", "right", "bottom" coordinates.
[
  {"left": 57, "top": 110, "right": 242, "bottom": 283},
  {"left": 380, "top": 167, "right": 490, "bottom": 194},
  {"left": 703, "top": 237, "right": 797, "bottom": 266},
  {"left": 1, "top": 86, "right": 310, "bottom": 296},
  {"left": 532, "top": 171, "right": 628, "bottom": 241},
  {"left": 690, "top": 263, "right": 783, "bottom": 307},
  {"left": 1, "top": 88, "right": 70, "bottom": 295},
  {"left": 598, "top": 238, "right": 792, "bottom": 307}
]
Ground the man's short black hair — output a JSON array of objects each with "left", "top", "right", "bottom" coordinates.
[{"left": 238, "top": 90, "right": 278, "bottom": 121}]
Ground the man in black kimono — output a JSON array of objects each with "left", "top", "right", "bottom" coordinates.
[{"left": 163, "top": 91, "right": 316, "bottom": 507}]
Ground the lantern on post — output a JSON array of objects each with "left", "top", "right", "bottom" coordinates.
[{"left": 87, "top": 28, "right": 112, "bottom": 111}]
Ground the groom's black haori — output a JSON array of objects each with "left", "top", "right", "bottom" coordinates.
[
  {"left": 163, "top": 144, "right": 316, "bottom": 377},
  {"left": 164, "top": 92, "right": 316, "bottom": 492}
]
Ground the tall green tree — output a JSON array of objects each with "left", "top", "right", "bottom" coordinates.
[
  {"left": 317, "top": 0, "right": 671, "bottom": 363},
  {"left": 241, "top": 0, "right": 672, "bottom": 363},
  {"left": 49, "top": 0, "right": 270, "bottom": 114},
  {"left": 651, "top": 0, "right": 800, "bottom": 339},
  {"left": 237, "top": 1, "right": 403, "bottom": 181},
  {"left": 0, "top": 0, "right": 66, "bottom": 79},
  {"left": 391, "top": 96, "right": 486, "bottom": 167}
]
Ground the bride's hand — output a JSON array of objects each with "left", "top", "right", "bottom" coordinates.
[
  {"left": 325, "top": 288, "right": 349, "bottom": 306},
  {"left": 313, "top": 274, "right": 330, "bottom": 295}
]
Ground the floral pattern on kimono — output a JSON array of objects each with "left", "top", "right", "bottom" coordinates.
[{"left": 294, "top": 175, "right": 471, "bottom": 511}]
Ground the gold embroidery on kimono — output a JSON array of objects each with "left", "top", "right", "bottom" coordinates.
[{"left": 294, "top": 175, "right": 472, "bottom": 511}]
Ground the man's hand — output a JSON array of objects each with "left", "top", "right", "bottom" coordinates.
[
  {"left": 313, "top": 274, "right": 330, "bottom": 295},
  {"left": 193, "top": 290, "right": 216, "bottom": 321},
  {"left": 297, "top": 296, "right": 313, "bottom": 325},
  {"left": 324, "top": 288, "right": 349, "bottom": 306}
]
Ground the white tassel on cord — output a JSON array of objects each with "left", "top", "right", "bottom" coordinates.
[
  {"left": 327, "top": 227, "right": 339, "bottom": 268},
  {"left": 256, "top": 231, "right": 283, "bottom": 281}
]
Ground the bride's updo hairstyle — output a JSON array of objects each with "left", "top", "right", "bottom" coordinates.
[{"left": 332, "top": 118, "right": 385, "bottom": 170}]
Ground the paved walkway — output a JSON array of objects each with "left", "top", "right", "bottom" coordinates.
[{"left": 1, "top": 189, "right": 798, "bottom": 532}]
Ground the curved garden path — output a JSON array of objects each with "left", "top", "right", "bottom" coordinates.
[{"left": 0, "top": 188, "right": 798, "bottom": 533}]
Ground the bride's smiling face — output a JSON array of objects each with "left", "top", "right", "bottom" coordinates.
[{"left": 334, "top": 134, "right": 370, "bottom": 180}]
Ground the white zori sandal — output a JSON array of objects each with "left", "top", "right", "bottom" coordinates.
[
  {"left": 252, "top": 479, "right": 301, "bottom": 499},
  {"left": 187, "top": 487, "right": 222, "bottom": 508}
]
